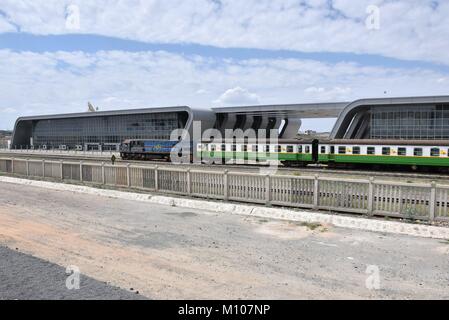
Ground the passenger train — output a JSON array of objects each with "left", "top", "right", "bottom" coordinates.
[{"left": 120, "top": 138, "right": 449, "bottom": 170}]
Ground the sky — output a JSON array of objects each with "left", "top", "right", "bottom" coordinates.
[{"left": 0, "top": 0, "right": 449, "bottom": 131}]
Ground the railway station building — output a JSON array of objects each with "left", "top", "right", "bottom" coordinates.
[{"left": 10, "top": 95, "right": 449, "bottom": 150}]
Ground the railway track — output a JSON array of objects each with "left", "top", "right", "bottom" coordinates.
[{"left": 1, "top": 151, "right": 449, "bottom": 182}]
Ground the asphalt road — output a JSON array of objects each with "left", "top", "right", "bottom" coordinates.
[
  {"left": 0, "top": 181, "right": 448, "bottom": 299},
  {"left": 0, "top": 246, "right": 146, "bottom": 299}
]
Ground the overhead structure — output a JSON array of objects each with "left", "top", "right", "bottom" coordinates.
[
  {"left": 10, "top": 95, "right": 449, "bottom": 151},
  {"left": 212, "top": 102, "right": 347, "bottom": 138},
  {"left": 330, "top": 95, "right": 449, "bottom": 140},
  {"left": 11, "top": 106, "right": 214, "bottom": 151}
]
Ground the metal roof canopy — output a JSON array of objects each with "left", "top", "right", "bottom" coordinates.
[
  {"left": 14, "top": 106, "right": 192, "bottom": 122},
  {"left": 212, "top": 102, "right": 348, "bottom": 118}
]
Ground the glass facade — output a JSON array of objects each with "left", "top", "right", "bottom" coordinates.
[
  {"left": 31, "top": 112, "right": 183, "bottom": 149},
  {"left": 370, "top": 104, "right": 449, "bottom": 140}
]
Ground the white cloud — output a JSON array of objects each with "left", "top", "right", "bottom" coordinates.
[
  {"left": 1, "top": 107, "right": 16, "bottom": 113},
  {"left": 1, "top": 49, "right": 449, "bottom": 132},
  {"left": 0, "top": 0, "right": 449, "bottom": 65},
  {"left": 304, "top": 86, "right": 352, "bottom": 101},
  {"left": 214, "top": 87, "right": 260, "bottom": 106}
]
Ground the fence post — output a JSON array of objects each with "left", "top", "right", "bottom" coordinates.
[
  {"left": 101, "top": 162, "right": 105, "bottom": 184},
  {"left": 127, "top": 163, "right": 131, "bottom": 187},
  {"left": 60, "top": 160, "right": 63, "bottom": 180},
  {"left": 186, "top": 169, "right": 191, "bottom": 194},
  {"left": 265, "top": 174, "right": 271, "bottom": 205},
  {"left": 313, "top": 175, "right": 319, "bottom": 209},
  {"left": 26, "top": 158, "right": 29, "bottom": 176},
  {"left": 154, "top": 165, "right": 159, "bottom": 191},
  {"left": 367, "top": 177, "right": 374, "bottom": 215},
  {"left": 80, "top": 161, "right": 83, "bottom": 182},
  {"left": 42, "top": 160, "right": 45, "bottom": 178},
  {"left": 429, "top": 181, "right": 436, "bottom": 222},
  {"left": 223, "top": 170, "right": 229, "bottom": 201}
]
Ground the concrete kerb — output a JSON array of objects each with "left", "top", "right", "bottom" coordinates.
[{"left": 1, "top": 175, "right": 449, "bottom": 240}]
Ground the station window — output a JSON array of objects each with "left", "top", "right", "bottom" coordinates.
[
  {"left": 338, "top": 146, "right": 346, "bottom": 154},
  {"left": 242, "top": 145, "right": 248, "bottom": 152},
  {"left": 321, "top": 146, "right": 326, "bottom": 154},
  {"left": 287, "top": 146, "right": 294, "bottom": 153},
  {"left": 298, "top": 145, "right": 303, "bottom": 153},
  {"left": 305, "top": 146, "right": 310, "bottom": 154},
  {"left": 330, "top": 146, "right": 335, "bottom": 154},
  {"left": 232, "top": 145, "right": 237, "bottom": 152},
  {"left": 382, "top": 147, "right": 391, "bottom": 156},
  {"left": 398, "top": 148, "right": 407, "bottom": 156},
  {"left": 252, "top": 145, "right": 258, "bottom": 152},
  {"left": 367, "top": 147, "right": 375, "bottom": 155},
  {"left": 414, "top": 148, "right": 423, "bottom": 156},
  {"left": 431, "top": 148, "right": 440, "bottom": 157},
  {"left": 276, "top": 145, "right": 282, "bottom": 153},
  {"left": 352, "top": 146, "right": 361, "bottom": 155}
]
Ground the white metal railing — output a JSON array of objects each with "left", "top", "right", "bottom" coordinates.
[
  {"left": 0, "top": 148, "right": 118, "bottom": 157},
  {"left": 0, "top": 157, "right": 447, "bottom": 222}
]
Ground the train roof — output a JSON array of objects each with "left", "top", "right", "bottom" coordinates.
[{"left": 321, "top": 139, "right": 449, "bottom": 146}]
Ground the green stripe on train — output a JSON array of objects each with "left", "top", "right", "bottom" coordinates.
[{"left": 199, "top": 151, "right": 449, "bottom": 167}]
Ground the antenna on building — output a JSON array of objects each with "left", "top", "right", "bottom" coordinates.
[{"left": 87, "top": 102, "right": 96, "bottom": 112}]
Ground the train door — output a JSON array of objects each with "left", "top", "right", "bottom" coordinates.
[{"left": 312, "top": 139, "right": 319, "bottom": 163}]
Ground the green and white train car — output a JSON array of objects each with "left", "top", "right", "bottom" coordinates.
[
  {"left": 198, "top": 139, "right": 449, "bottom": 169},
  {"left": 322, "top": 140, "right": 449, "bottom": 168},
  {"left": 197, "top": 139, "right": 317, "bottom": 165}
]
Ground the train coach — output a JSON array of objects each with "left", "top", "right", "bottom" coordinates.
[{"left": 198, "top": 139, "right": 449, "bottom": 170}]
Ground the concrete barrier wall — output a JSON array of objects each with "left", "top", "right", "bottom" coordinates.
[{"left": 0, "top": 157, "right": 448, "bottom": 222}]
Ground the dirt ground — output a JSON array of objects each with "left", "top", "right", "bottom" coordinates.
[{"left": 0, "top": 181, "right": 448, "bottom": 299}]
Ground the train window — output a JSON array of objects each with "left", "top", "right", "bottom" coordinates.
[
  {"left": 367, "top": 147, "right": 375, "bottom": 155},
  {"left": 338, "top": 146, "right": 346, "bottom": 154},
  {"left": 287, "top": 146, "right": 294, "bottom": 153},
  {"left": 242, "top": 145, "right": 248, "bottom": 152},
  {"left": 276, "top": 145, "right": 282, "bottom": 153},
  {"left": 321, "top": 146, "right": 326, "bottom": 154},
  {"left": 431, "top": 148, "right": 440, "bottom": 157},
  {"left": 398, "top": 148, "right": 406, "bottom": 156},
  {"left": 382, "top": 147, "right": 391, "bottom": 155},
  {"left": 414, "top": 148, "right": 423, "bottom": 156},
  {"left": 252, "top": 145, "right": 258, "bottom": 152},
  {"left": 232, "top": 145, "right": 237, "bottom": 152},
  {"left": 305, "top": 146, "right": 310, "bottom": 153},
  {"left": 330, "top": 146, "right": 335, "bottom": 154},
  {"left": 221, "top": 144, "right": 226, "bottom": 151},
  {"left": 298, "top": 145, "right": 303, "bottom": 153},
  {"left": 352, "top": 146, "right": 360, "bottom": 155},
  {"left": 265, "top": 145, "right": 270, "bottom": 152}
]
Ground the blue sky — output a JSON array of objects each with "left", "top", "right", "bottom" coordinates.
[{"left": 0, "top": 0, "right": 448, "bottom": 131}]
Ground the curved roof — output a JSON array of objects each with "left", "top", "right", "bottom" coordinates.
[{"left": 329, "top": 95, "right": 449, "bottom": 139}]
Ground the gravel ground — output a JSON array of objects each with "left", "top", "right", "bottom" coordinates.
[
  {"left": 0, "top": 246, "right": 147, "bottom": 300},
  {"left": 0, "top": 181, "right": 448, "bottom": 299}
]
